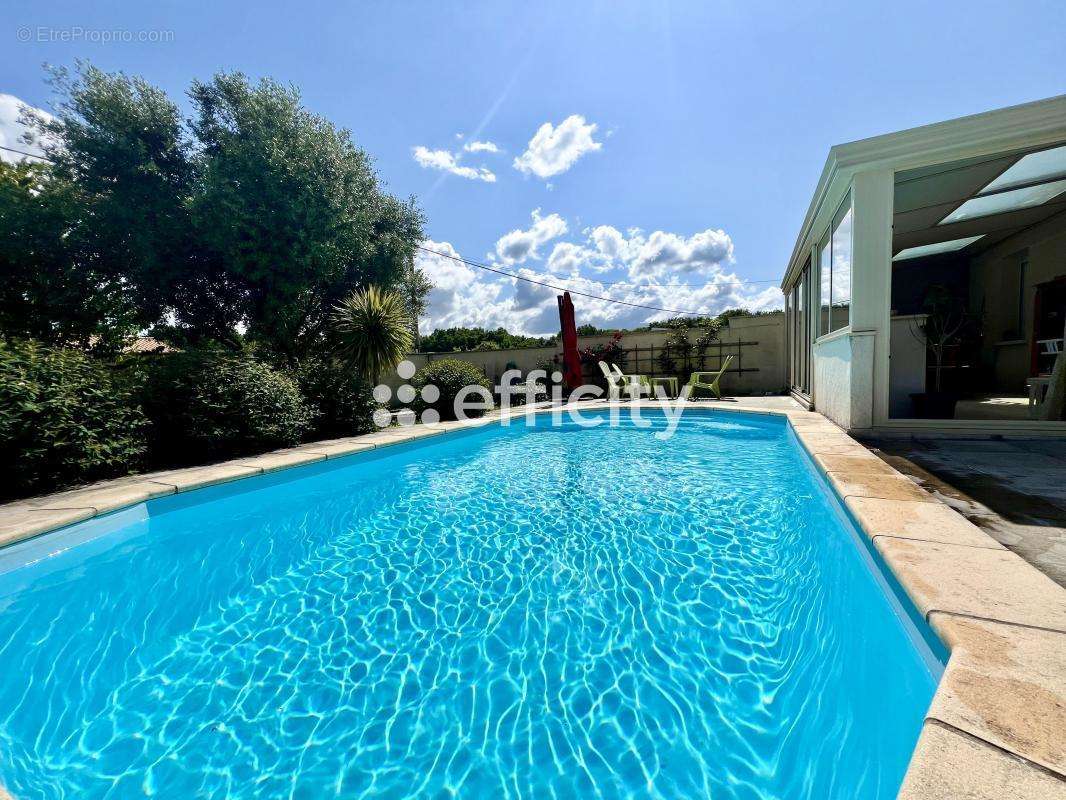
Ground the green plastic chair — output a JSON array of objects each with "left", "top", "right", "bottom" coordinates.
[{"left": 686, "top": 355, "right": 734, "bottom": 400}]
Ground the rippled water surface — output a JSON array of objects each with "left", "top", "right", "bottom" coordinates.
[{"left": 0, "top": 411, "right": 940, "bottom": 799}]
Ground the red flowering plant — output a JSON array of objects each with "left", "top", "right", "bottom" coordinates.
[{"left": 577, "top": 331, "right": 627, "bottom": 383}]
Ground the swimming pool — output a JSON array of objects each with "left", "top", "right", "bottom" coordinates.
[{"left": 0, "top": 410, "right": 941, "bottom": 799}]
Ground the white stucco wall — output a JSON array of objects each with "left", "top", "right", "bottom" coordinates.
[
  {"left": 814, "top": 334, "right": 853, "bottom": 428},
  {"left": 813, "top": 331, "right": 875, "bottom": 430}
]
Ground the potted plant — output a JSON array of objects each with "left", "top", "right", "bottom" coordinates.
[{"left": 909, "top": 284, "right": 980, "bottom": 419}]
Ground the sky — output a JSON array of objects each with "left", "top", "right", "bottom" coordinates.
[{"left": 3, "top": 1, "right": 1065, "bottom": 335}]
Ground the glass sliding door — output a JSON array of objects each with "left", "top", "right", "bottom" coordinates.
[
  {"left": 819, "top": 234, "right": 832, "bottom": 336},
  {"left": 785, "top": 291, "right": 794, "bottom": 390},
  {"left": 788, "top": 256, "right": 814, "bottom": 399},
  {"left": 795, "top": 289, "right": 803, "bottom": 388},
  {"left": 818, "top": 193, "right": 853, "bottom": 336},
  {"left": 831, "top": 202, "right": 853, "bottom": 330},
  {"left": 798, "top": 267, "right": 809, "bottom": 393}
]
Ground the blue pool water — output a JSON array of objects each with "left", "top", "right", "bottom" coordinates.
[{"left": 0, "top": 410, "right": 941, "bottom": 799}]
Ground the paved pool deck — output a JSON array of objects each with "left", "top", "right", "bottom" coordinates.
[
  {"left": 0, "top": 397, "right": 1064, "bottom": 799},
  {"left": 868, "top": 437, "right": 1066, "bottom": 590}
]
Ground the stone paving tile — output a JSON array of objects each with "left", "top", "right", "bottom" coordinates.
[
  {"left": 813, "top": 453, "right": 897, "bottom": 475},
  {"left": 825, "top": 472, "right": 933, "bottom": 502},
  {"left": 926, "top": 440, "right": 1028, "bottom": 453},
  {"left": 876, "top": 537, "right": 1066, "bottom": 632},
  {"left": 1020, "top": 441, "right": 1066, "bottom": 462},
  {"left": 793, "top": 428, "right": 856, "bottom": 440},
  {"left": 20, "top": 480, "right": 176, "bottom": 513},
  {"left": 358, "top": 427, "right": 447, "bottom": 446},
  {"left": 898, "top": 722, "right": 1066, "bottom": 799},
  {"left": 0, "top": 506, "right": 96, "bottom": 548},
  {"left": 794, "top": 431, "right": 867, "bottom": 448},
  {"left": 137, "top": 463, "right": 263, "bottom": 492},
  {"left": 871, "top": 440, "right": 1066, "bottom": 589},
  {"left": 798, "top": 440, "right": 872, "bottom": 456},
  {"left": 944, "top": 453, "right": 1066, "bottom": 477},
  {"left": 782, "top": 415, "right": 838, "bottom": 428},
  {"left": 844, "top": 496, "right": 1003, "bottom": 550},
  {"left": 926, "top": 615, "right": 1066, "bottom": 778},
  {"left": 234, "top": 449, "right": 328, "bottom": 473},
  {"left": 292, "top": 439, "right": 377, "bottom": 459}
]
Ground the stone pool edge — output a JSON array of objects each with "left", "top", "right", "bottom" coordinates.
[
  {"left": 780, "top": 409, "right": 1066, "bottom": 800},
  {"left": 0, "top": 400, "right": 1063, "bottom": 799}
]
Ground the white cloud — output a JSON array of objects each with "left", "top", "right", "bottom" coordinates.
[
  {"left": 546, "top": 242, "right": 596, "bottom": 275},
  {"left": 496, "top": 265, "right": 782, "bottom": 335},
  {"left": 463, "top": 140, "right": 500, "bottom": 154},
  {"left": 0, "top": 94, "right": 52, "bottom": 164},
  {"left": 629, "top": 228, "right": 734, "bottom": 278},
  {"left": 493, "top": 208, "right": 568, "bottom": 265},
  {"left": 417, "top": 219, "right": 780, "bottom": 337},
  {"left": 513, "top": 114, "right": 602, "bottom": 179},
  {"left": 416, "top": 240, "right": 514, "bottom": 331},
  {"left": 512, "top": 268, "right": 557, "bottom": 312},
  {"left": 412, "top": 146, "right": 496, "bottom": 182},
  {"left": 589, "top": 225, "right": 634, "bottom": 260}
]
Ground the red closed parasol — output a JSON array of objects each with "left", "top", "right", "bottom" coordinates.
[{"left": 557, "top": 292, "right": 583, "bottom": 390}]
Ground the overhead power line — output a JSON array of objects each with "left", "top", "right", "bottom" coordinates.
[
  {"left": 415, "top": 244, "right": 772, "bottom": 317},
  {"left": 416, "top": 244, "right": 776, "bottom": 290},
  {"left": 6, "top": 143, "right": 777, "bottom": 316},
  {"left": 0, "top": 144, "right": 50, "bottom": 161}
]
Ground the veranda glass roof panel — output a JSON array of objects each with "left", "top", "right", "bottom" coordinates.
[
  {"left": 892, "top": 235, "right": 984, "bottom": 261},
  {"left": 981, "top": 144, "right": 1066, "bottom": 193},
  {"left": 939, "top": 179, "right": 1066, "bottom": 225}
]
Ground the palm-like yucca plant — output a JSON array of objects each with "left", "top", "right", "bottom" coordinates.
[{"left": 331, "top": 286, "right": 414, "bottom": 382}]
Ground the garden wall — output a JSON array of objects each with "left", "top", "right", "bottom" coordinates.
[{"left": 382, "top": 312, "right": 786, "bottom": 396}]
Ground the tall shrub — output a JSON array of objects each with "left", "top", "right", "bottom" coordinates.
[
  {"left": 137, "top": 349, "right": 311, "bottom": 465},
  {"left": 295, "top": 357, "right": 378, "bottom": 439},
  {"left": 0, "top": 339, "right": 147, "bottom": 499},
  {"left": 413, "top": 359, "right": 493, "bottom": 421}
]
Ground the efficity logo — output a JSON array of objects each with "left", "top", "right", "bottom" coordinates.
[
  {"left": 371, "top": 360, "right": 441, "bottom": 427},
  {"left": 372, "top": 361, "right": 692, "bottom": 439}
]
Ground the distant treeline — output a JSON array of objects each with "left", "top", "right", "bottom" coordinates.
[{"left": 417, "top": 309, "right": 776, "bottom": 352}]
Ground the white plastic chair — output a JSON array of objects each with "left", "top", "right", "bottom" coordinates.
[
  {"left": 597, "top": 361, "right": 624, "bottom": 401},
  {"left": 609, "top": 364, "right": 648, "bottom": 395}
]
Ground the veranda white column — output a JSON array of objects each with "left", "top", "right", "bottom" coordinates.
[{"left": 848, "top": 169, "right": 894, "bottom": 428}]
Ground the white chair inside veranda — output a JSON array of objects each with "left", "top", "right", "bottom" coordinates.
[{"left": 1038, "top": 338, "right": 1063, "bottom": 356}]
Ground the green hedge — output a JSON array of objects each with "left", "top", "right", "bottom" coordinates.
[
  {"left": 136, "top": 349, "right": 312, "bottom": 466},
  {"left": 294, "top": 356, "right": 378, "bottom": 439},
  {"left": 413, "top": 359, "right": 493, "bottom": 421},
  {"left": 0, "top": 341, "right": 388, "bottom": 501},
  {"left": 0, "top": 339, "right": 147, "bottom": 500}
]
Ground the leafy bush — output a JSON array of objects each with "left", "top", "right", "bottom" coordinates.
[
  {"left": 413, "top": 359, "right": 493, "bottom": 421},
  {"left": 136, "top": 349, "right": 312, "bottom": 465},
  {"left": 578, "top": 330, "right": 627, "bottom": 368},
  {"left": 657, "top": 326, "right": 722, "bottom": 378},
  {"left": 294, "top": 357, "right": 378, "bottom": 439},
  {"left": 0, "top": 339, "right": 147, "bottom": 499}
]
